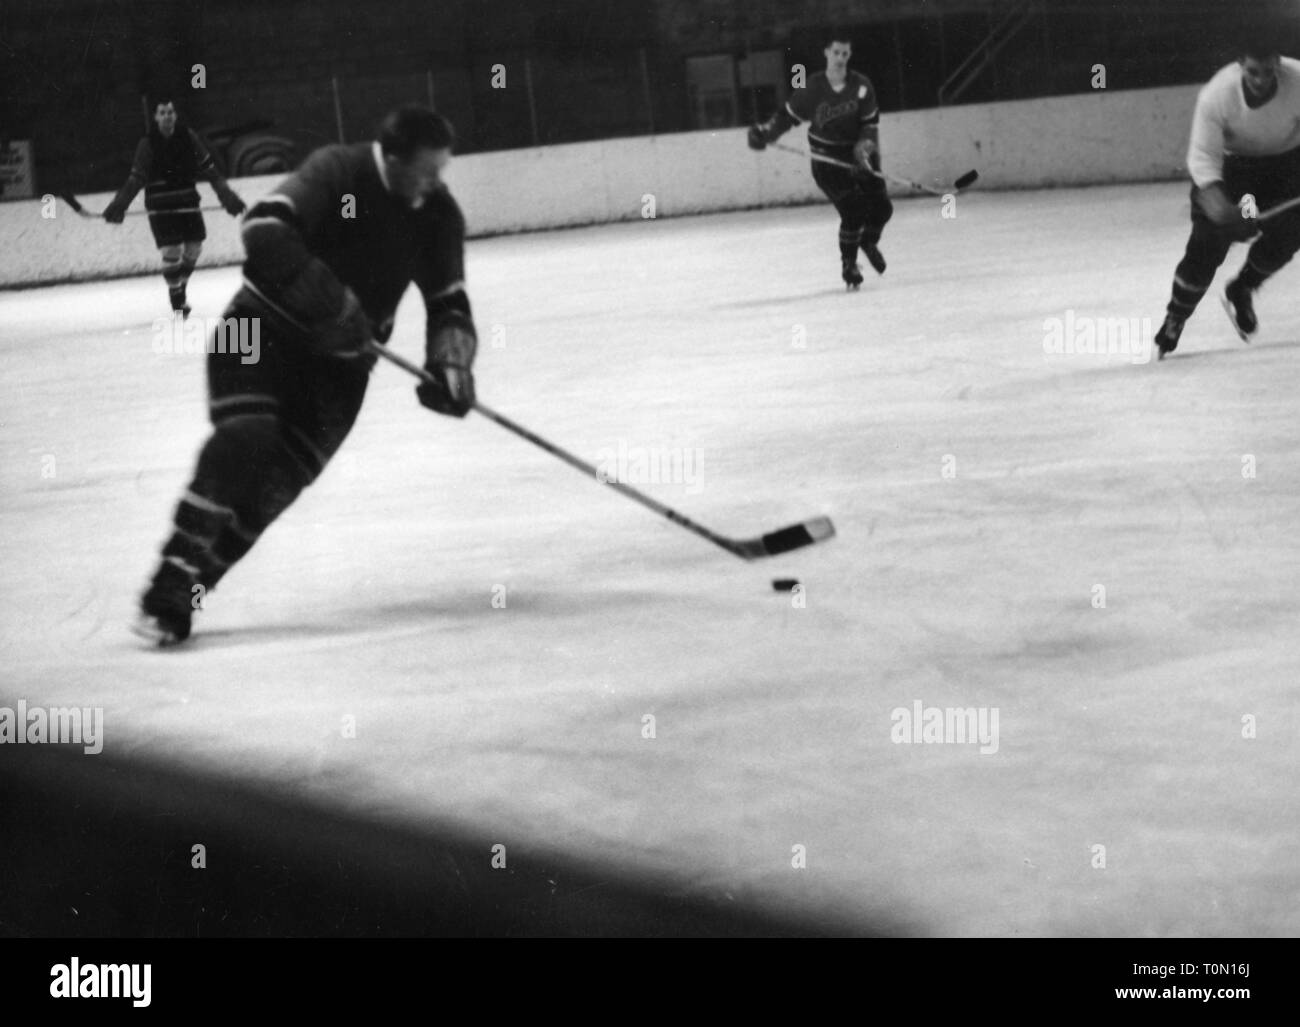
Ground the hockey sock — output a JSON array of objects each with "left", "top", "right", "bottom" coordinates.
[
  {"left": 160, "top": 245, "right": 186, "bottom": 309},
  {"left": 1166, "top": 272, "right": 1210, "bottom": 320},
  {"left": 178, "top": 241, "right": 201, "bottom": 292},
  {"left": 839, "top": 225, "right": 864, "bottom": 264},
  {"left": 154, "top": 415, "right": 313, "bottom": 594},
  {"left": 1236, "top": 256, "right": 1270, "bottom": 291}
]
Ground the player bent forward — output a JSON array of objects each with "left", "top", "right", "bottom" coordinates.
[
  {"left": 1155, "top": 38, "right": 1300, "bottom": 358},
  {"left": 103, "top": 97, "right": 246, "bottom": 317},
  {"left": 133, "top": 106, "right": 477, "bottom": 645},
  {"left": 746, "top": 28, "right": 892, "bottom": 290}
]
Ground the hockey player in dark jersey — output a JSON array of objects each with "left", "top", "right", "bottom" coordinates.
[
  {"left": 104, "top": 98, "right": 247, "bottom": 316},
  {"left": 747, "top": 30, "right": 893, "bottom": 289},
  {"left": 132, "top": 106, "right": 477, "bottom": 646}
]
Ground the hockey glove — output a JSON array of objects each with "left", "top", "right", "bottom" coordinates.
[
  {"left": 853, "top": 137, "right": 881, "bottom": 175},
  {"left": 747, "top": 124, "right": 768, "bottom": 151},
  {"left": 217, "top": 185, "right": 247, "bottom": 218},
  {"left": 417, "top": 311, "right": 477, "bottom": 418},
  {"left": 1195, "top": 182, "right": 1258, "bottom": 242},
  {"left": 103, "top": 199, "right": 127, "bottom": 224},
  {"left": 313, "top": 287, "right": 373, "bottom": 364}
]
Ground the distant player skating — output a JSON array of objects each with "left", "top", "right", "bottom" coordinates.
[
  {"left": 133, "top": 106, "right": 477, "bottom": 645},
  {"left": 746, "top": 28, "right": 892, "bottom": 290},
  {"left": 1154, "top": 39, "right": 1300, "bottom": 359},
  {"left": 102, "top": 97, "right": 246, "bottom": 317}
]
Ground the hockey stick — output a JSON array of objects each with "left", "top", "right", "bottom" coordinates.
[
  {"left": 58, "top": 192, "right": 103, "bottom": 218},
  {"left": 1258, "top": 194, "right": 1300, "bottom": 224},
  {"left": 59, "top": 193, "right": 201, "bottom": 218},
  {"left": 768, "top": 141, "right": 978, "bottom": 195},
  {"left": 366, "top": 341, "right": 836, "bottom": 561}
]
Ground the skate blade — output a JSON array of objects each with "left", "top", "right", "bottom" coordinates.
[
  {"left": 1220, "top": 293, "right": 1254, "bottom": 343},
  {"left": 130, "top": 615, "right": 188, "bottom": 648}
]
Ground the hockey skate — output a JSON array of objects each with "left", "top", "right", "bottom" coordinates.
[
  {"left": 1153, "top": 313, "right": 1184, "bottom": 361},
  {"left": 1221, "top": 278, "right": 1257, "bottom": 341},
  {"left": 131, "top": 560, "right": 197, "bottom": 646},
  {"left": 862, "top": 243, "right": 886, "bottom": 275},
  {"left": 170, "top": 287, "right": 192, "bottom": 320},
  {"left": 842, "top": 259, "right": 864, "bottom": 290}
]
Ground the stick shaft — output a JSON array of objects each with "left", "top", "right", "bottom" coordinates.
[
  {"left": 1258, "top": 194, "right": 1300, "bottom": 223},
  {"left": 366, "top": 342, "right": 742, "bottom": 556},
  {"left": 769, "top": 141, "right": 960, "bottom": 196},
  {"left": 59, "top": 193, "right": 202, "bottom": 218}
]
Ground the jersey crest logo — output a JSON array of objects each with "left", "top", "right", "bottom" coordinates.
[{"left": 814, "top": 98, "right": 858, "bottom": 128}]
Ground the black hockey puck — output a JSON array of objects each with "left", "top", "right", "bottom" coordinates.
[{"left": 772, "top": 578, "right": 800, "bottom": 592}]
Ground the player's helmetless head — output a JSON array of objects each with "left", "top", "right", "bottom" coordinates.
[
  {"left": 153, "top": 101, "right": 177, "bottom": 137},
  {"left": 1239, "top": 53, "right": 1280, "bottom": 100},
  {"left": 824, "top": 35, "right": 852, "bottom": 76},
  {"left": 379, "top": 105, "right": 455, "bottom": 207}
]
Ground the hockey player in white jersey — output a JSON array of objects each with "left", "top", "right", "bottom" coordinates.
[{"left": 1153, "top": 38, "right": 1300, "bottom": 358}]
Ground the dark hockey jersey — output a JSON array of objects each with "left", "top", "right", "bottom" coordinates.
[
  {"left": 114, "top": 125, "right": 223, "bottom": 213},
  {"left": 772, "top": 71, "right": 880, "bottom": 158},
  {"left": 237, "top": 142, "right": 469, "bottom": 340}
]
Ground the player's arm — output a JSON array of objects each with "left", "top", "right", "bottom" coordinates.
[
  {"left": 103, "top": 139, "right": 150, "bottom": 223},
  {"left": 239, "top": 149, "right": 370, "bottom": 358},
  {"left": 412, "top": 194, "right": 476, "bottom": 417},
  {"left": 853, "top": 79, "right": 882, "bottom": 172},
  {"left": 748, "top": 91, "right": 809, "bottom": 150},
  {"left": 189, "top": 128, "right": 246, "bottom": 216},
  {"left": 1187, "top": 87, "right": 1256, "bottom": 240}
]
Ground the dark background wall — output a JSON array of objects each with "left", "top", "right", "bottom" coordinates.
[{"left": 1, "top": 0, "right": 1296, "bottom": 196}]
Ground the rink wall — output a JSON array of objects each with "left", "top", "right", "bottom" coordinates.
[{"left": 1, "top": 84, "right": 1197, "bottom": 288}]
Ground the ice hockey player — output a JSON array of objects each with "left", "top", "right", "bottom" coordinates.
[
  {"left": 746, "top": 28, "right": 893, "bottom": 289},
  {"left": 103, "top": 97, "right": 247, "bottom": 317},
  {"left": 132, "top": 106, "right": 477, "bottom": 645},
  {"left": 1154, "top": 39, "right": 1300, "bottom": 359}
]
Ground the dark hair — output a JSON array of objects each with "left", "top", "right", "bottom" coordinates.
[
  {"left": 379, "top": 106, "right": 455, "bottom": 159},
  {"left": 1238, "top": 38, "right": 1280, "bottom": 60},
  {"left": 1235, "top": 18, "right": 1284, "bottom": 60},
  {"left": 825, "top": 26, "right": 853, "bottom": 47},
  {"left": 150, "top": 96, "right": 177, "bottom": 112}
]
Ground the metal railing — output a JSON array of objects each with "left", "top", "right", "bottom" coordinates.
[{"left": 938, "top": 0, "right": 1039, "bottom": 106}]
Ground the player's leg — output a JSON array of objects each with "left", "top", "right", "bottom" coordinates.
[
  {"left": 859, "top": 179, "right": 893, "bottom": 275},
  {"left": 135, "top": 315, "right": 369, "bottom": 643},
  {"left": 196, "top": 343, "right": 370, "bottom": 597},
  {"left": 151, "top": 211, "right": 206, "bottom": 317},
  {"left": 171, "top": 239, "right": 203, "bottom": 316},
  {"left": 158, "top": 244, "right": 190, "bottom": 315},
  {"left": 813, "top": 162, "right": 866, "bottom": 288},
  {"left": 1223, "top": 146, "right": 1300, "bottom": 337},
  {"left": 1154, "top": 185, "right": 1235, "bottom": 357}
]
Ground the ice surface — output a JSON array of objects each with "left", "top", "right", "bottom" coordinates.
[{"left": 2, "top": 181, "right": 1297, "bottom": 935}]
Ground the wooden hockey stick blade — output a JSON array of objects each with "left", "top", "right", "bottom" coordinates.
[
  {"left": 730, "top": 516, "right": 837, "bottom": 559},
  {"left": 367, "top": 341, "right": 837, "bottom": 562},
  {"left": 59, "top": 192, "right": 99, "bottom": 217}
]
